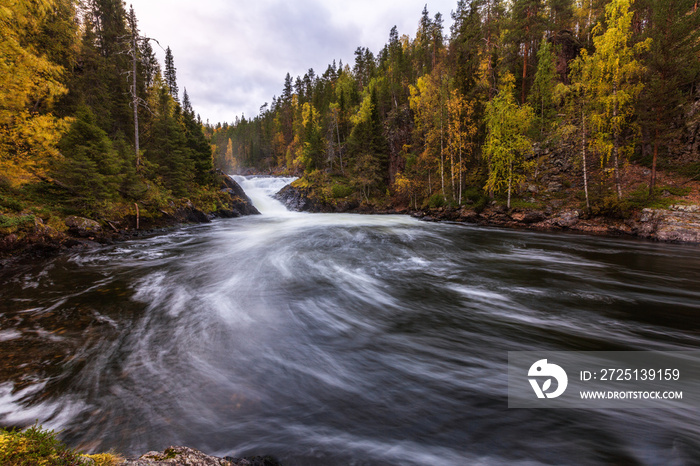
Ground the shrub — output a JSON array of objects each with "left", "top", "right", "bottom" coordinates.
[
  {"left": 0, "top": 215, "right": 35, "bottom": 234},
  {"left": 463, "top": 187, "right": 489, "bottom": 213},
  {"left": 0, "top": 194, "right": 25, "bottom": 212},
  {"left": 0, "top": 425, "right": 121, "bottom": 466},
  {"left": 331, "top": 184, "right": 353, "bottom": 198},
  {"left": 427, "top": 193, "right": 446, "bottom": 208}
]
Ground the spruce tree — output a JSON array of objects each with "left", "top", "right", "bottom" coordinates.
[
  {"left": 164, "top": 46, "right": 179, "bottom": 103},
  {"left": 450, "top": 0, "right": 483, "bottom": 98},
  {"left": 54, "top": 105, "right": 123, "bottom": 209},
  {"left": 636, "top": 0, "right": 700, "bottom": 194},
  {"left": 528, "top": 39, "right": 557, "bottom": 138}
]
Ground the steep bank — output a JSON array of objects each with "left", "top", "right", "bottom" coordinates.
[{"left": 0, "top": 174, "right": 259, "bottom": 264}]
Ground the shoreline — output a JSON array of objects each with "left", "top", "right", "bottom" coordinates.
[
  {"left": 273, "top": 183, "right": 700, "bottom": 245},
  {"left": 0, "top": 174, "right": 261, "bottom": 269},
  {"left": 3, "top": 182, "right": 699, "bottom": 271},
  {"left": 406, "top": 204, "right": 700, "bottom": 244}
]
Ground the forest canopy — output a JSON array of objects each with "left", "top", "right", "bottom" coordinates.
[
  {"left": 0, "top": 0, "right": 218, "bottom": 232},
  {"left": 209, "top": 0, "right": 700, "bottom": 212}
]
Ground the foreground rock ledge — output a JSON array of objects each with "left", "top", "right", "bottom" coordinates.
[{"left": 122, "top": 445, "right": 280, "bottom": 466}]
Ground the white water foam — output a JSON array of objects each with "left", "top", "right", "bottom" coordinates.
[{"left": 231, "top": 175, "right": 297, "bottom": 215}]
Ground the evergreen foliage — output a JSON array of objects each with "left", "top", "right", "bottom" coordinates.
[
  {"left": 2, "top": 0, "right": 700, "bottom": 221},
  {"left": 0, "top": 0, "right": 220, "bottom": 228},
  {"left": 210, "top": 0, "right": 700, "bottom": 211}
]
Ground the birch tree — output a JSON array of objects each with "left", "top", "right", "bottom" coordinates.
[
  {"left": 572, "top": 0, "right": 650, "bottom": 199},
  {"left": 484, "top": 73, "right": 534, "bottom": 208}
]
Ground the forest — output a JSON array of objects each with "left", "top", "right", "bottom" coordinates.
[
  {"left": 210, "top": 0, "right": 700, "bottom": 213},
  {"left": 0, "top": 0, "right": 222, "bottom": 240}
]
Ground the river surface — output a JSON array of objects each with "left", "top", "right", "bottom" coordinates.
[{"left": 1, "top": 176, "right": 699, "bottom": 465}]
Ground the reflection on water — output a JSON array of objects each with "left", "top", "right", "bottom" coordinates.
[{"left": 0, "top": 176, "right": 699, "bottom": 465}]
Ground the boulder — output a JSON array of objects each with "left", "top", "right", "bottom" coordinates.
[
  {"left": 511, "top": 211, "right": 547, "bottom": 224},
  {"left": 221, "top": 176, "right": 260, "bottom": 215},
  {"left": 552, "top": 210, "right": 579, "bottom": 228},
  {"left": 65, "top": 216, "right": 101, "bottom": 237},
  {"left": 274, "top": 184, "right": 322, "bottom": 212}
]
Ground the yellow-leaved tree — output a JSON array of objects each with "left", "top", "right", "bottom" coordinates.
[
  {"left": 0, "top": 0, "right": 73, "bottom": 185},
  {"left": 483, "top": 73, "right": 535, "bottom": 209},
  {"left": 447, "top": 89, "right": 477, "bottom": 205},
  {"left": 571, "top": 0, "right": 651, "bottom": 199}
]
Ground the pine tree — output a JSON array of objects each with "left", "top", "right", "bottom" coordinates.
[
  {"left": 144, "top": 73, "right": 192, "bottom": 196},
  {"left": 182, "top": 88, "right": 193, "bottom": 117},
  {"left": 70, "top": 0, "right": 132, "bottom": 138},
  {"left": 547, "top": 0, "right": 574, "bottom": 31},
  {"left": 510, "top": 0, "right": 545, "bottom": 104},
  {"left": 348, "top": 86, "right": 389, "bottom": 200}
]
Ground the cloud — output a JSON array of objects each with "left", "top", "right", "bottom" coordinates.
[{"left": 129, "top": 0, "right": 456, "bottom": 123}]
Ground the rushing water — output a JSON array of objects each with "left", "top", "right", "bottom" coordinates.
[{"left": 1, "top": 176, "right": 700, "bottom": 465}]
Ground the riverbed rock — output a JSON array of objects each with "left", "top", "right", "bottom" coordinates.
[
  {"left": 65, "top": 216, "right": 102, "bottom": 237},
  {"left": 274, "top": 184, "right": 322, "bottom": 212},
  {"left": 120, "top": 446, "right": 280, "bottom": 466},
  {"left": 179, "top": 206, "right": 211, "bottom": 224},
  {"left": 510, "top": 210, "right": 547, "bottom": 224},
  {"left": 634, "top": 208, "right": 700, "bottom": 243},
  {"left": 551, "top": 210, "right": 580, "bottom": 228}
]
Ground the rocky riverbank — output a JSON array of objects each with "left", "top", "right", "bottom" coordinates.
[
  {"left": 121, "top": 446, "right": 280, "bottom": 466},
  {"left": 274, "top": 184, "right": 700, "bottom": 244},
  {"left": 0, "top": 174, "right": 260, "bottom": 266}
]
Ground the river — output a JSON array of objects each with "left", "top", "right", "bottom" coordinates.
[{"left": 0, "top": 176, "right": 699, "bottom": 465}]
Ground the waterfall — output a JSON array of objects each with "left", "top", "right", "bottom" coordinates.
[{"left": 232, "top": 175, "right": 296, "bottom": 215}]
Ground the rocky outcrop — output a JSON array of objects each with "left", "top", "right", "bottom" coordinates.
[
  {"left": 174, "top": 204, "right": 211, "bottom": 224},
  {"left": 410, "top": 205, "right": 700, "bottom": 244},
  {"left": 633, "top": 206, "right": 700, "bottom": 243},
  {"left": 65, "top": 216, "right": 102, "bottom": 237},
  {"left": 273, "top": 184, "right": 360, "bottom": 213},
  {"left": 121, "top": 446, "right": 280, "bottom": 466},
  {"left": 220, "top": 175, "right": 260, "bottom": 216},
  {"left": 273, "top": 185, "right": 323, "bottom": 212}
]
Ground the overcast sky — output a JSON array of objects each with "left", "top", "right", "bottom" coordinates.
[{"left": 127, "top": 0, "right": 458, "bottom": 124}]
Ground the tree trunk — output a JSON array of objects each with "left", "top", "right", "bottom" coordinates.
[
  {"left": 507, "top": 160, "right": 513, "bottom": 209},
  {"left": 522, "top": 34, "right": 529, "bottom": 104},
  {"left": 458, "top": 144, "right": 463, "bottom": 205},
  {"left": 440, "top": 113, "right": 446, "bottom": 201},
  {"left": 650, "top": 117, "right": 659, "bottom": 196},
  {"left": 335, "top": 113, "right": 343, "bottom": 174},
  {"left": 582, "top": 110, "right": 591, "bottom": 213},
  {"left": 587, "top": 0, "right": 594, "bottom": 43},
  {"left": 613, "top": 82, "right": 622, "bottom": 199},
  {"left": 131, "top": 17, "right": 140, "bottom": 171}
]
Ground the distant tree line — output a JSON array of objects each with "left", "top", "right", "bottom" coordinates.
[{"left": 210, "top": 0, "right": 700, "bottom": 210}]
